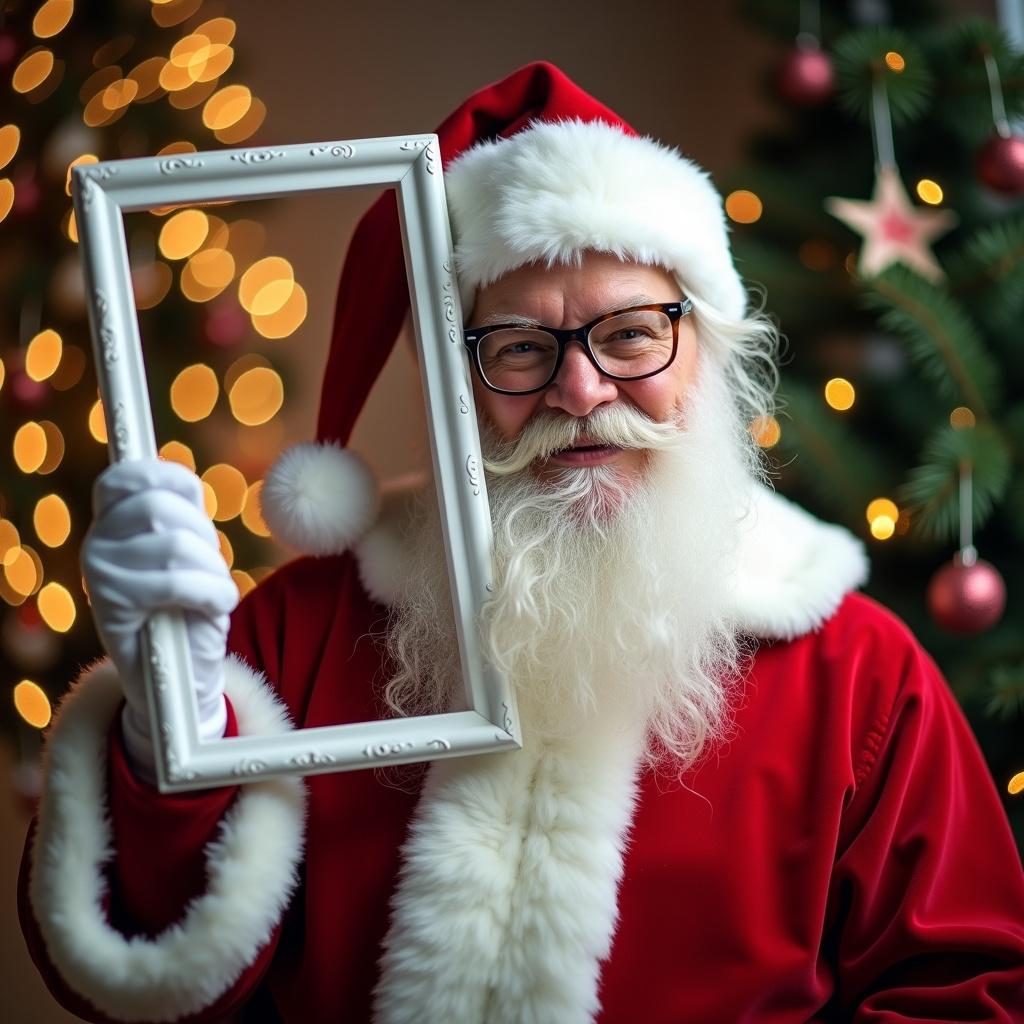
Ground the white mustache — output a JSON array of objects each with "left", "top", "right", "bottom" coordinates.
[{"left": 482, "top": 405, "right": 682, "bottom": 477}]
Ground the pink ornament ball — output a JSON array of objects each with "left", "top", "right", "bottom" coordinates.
[
  {"left": 777, "top": 47, "right": 834, "bottom": 107},
  {"left": 926, "top": 556, "right": 1007, "bottom": 635},
  {"left": 976, "top": 134, "right": 1024, "bottom": 195}
]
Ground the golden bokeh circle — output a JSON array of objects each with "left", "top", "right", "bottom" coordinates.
[
  {"left": 748, "top": 414, "right": 781, "bottom": 449},
  {"left": 229, "top": 367, "right": 284, "bottom": 426},
  {"left": 34, "top": 494, "right": 72, "bottom": 547},
  {"left": 38, "top": 581, "right": 76, "bottom": 631},
  {"left": 870, "top": 515, "right": 896, "bottom": 541},
  {"left": 158, "top": 208, "right": 210, "bottom": 260},
  {"left": 13, "top": 49, "right": 55, "bottom": 93},
  {"left": 725, "top": 189, "right": 763, "bottom": 225},
  {"left": 33, "top": 0, "right": 74, "bottom": 39},
  {"left": 238, "top": 256, "right": 293, "bottom": 312},
  {"left": 865, "top": 498, "right": 898, "bottom": 525},
  {"left": 202, "top": 463, "right": 248, "bottom": 522},
  {"left": 241, "top": 481, "right": 271, "bottom": 537},
  {"left": 0, "top": 124, "right": 21, "bottom": 172},
  {"left": 170, "top": 363, "right": 219, "bottom": 422},
  {"left": 159, "top": 440, "right": 196, "bottom": 471},
  {"left": 26, "top": 329, "right": 63, "bottom": 381},
  {"left": 88, "top": 400, "right": 108, "bottom": 443},
  {"left": 13, "top": 422, "right": 47, "bottom": 473},
  {"left": 824, "top": 377, "right": 856, "bottom": 411},
  {"left": 950, "top": 406, "right": 976, "bottom": 429},
  {"left": 202, "top": 84, "right": 252, "bottom": 130},
  {"left": 37, "top": 421, "right": 65, "bottom": 474},
  {"left": 14, "top": 680, "right": 51, "bottom": 729},
  {"left": 0, "top": 179, "right": 14, "bottom": 224},
  {"left": 188, "top": 247, "right": 235, "bottom": 289}
]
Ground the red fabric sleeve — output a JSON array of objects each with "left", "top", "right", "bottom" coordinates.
[{"left": 830, "top": 639, "right": 1024, "bottom": 1021}]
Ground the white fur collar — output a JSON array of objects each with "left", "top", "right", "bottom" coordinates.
[{"left": 356, "top": 481, "right": 868, "bottom": 642}]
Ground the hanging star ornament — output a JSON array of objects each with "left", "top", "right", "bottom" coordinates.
[{"left": 826, "top": 166, "right": 957, "bottom": 282}]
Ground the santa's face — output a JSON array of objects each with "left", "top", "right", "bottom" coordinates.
[{"left": 467, "top": 252, "right": 699, "bottom": 488}]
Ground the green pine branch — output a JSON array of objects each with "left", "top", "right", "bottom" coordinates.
[
  {"left": 987, "top": 661, "right": 1024, "bottom": 721},
  {"left": 862, "top": 266, "right": 1001, "bottom": 418},
  {"left": 900, "top": 422, "right": 1012, "bottom": 540},
  {"left": 833, "top": 28, "right": 933, "bottom": 125},
  {"left": 949, "top": 219, "right": 1024, "bottom": 329}
]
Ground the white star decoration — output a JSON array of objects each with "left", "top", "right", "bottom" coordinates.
[{"left": 826, "top": 165, "right": 957, "bottom": 282}]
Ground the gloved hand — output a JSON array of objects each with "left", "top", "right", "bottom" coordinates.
[{"left": 82, "top": 459, "right": 240, "bottom": 782}]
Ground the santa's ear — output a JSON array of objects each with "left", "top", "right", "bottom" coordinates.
[{"left": 261, "top": 442, "right": 379, "bottom": 557}]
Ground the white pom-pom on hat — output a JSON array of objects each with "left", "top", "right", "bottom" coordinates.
[{"left": 261, "top": 442, "right": 379, "bottom": 556}]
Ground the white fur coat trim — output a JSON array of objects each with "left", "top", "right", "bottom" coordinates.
[
  {"left": 28, "top": 656, "right": 306, "bottom": 1022},
  {"left": 373, "top": 722, "right": 644, "bottom": 1023},
  {"left": 357, "top": 483, "right": 869, "bottom": 641}
]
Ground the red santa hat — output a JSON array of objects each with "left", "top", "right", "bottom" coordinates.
[{"left": 261, "top": 62, "right": 746, "bottom": 557}]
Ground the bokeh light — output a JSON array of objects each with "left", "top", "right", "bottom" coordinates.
[
  {"left": 200, "top": 480, "right": 218, "bottom": 519},
  {"left": 14, "top": 422, "right": 47, "bottom": 473},
  {"left": 101, "top": 77, "right": 139, "bottom": 111},
  {"left": 14, "top": 680, "right": 51, "bottom": 729},
  {"left": 232, "top": 569, "right": 256, "bottom": 598},
  {"left": 34, "top": 494, "right": 72, "bottom": 547},
  {"left": 189, "top": 248, "right": 235, "bottom": 291},
  {"left": 196, "top": 16, "right": 236, "bottom": 44},
  {"left": 824, "top": 377, "right": 855, "bottom": 411},
  {"left": 870, "top": 516, "right": 896, "bottom": 540},
  {"left": 239, "top": 256, "right": 293, "bottom": 312},
  {"left": 916, "top": 179, "right": 943, "bottom": 205},
  {"left": 252, "top": 282, "right": 307, "bottom": 339},
  {"left": 950, "top": 406, "right": 976, "bottom": 429},
  {"left": 128, "top": 56, "right": 167, "bottom": 102},
  {"left": 159, "top": 440, "right": 196, "bottom": 471},
  {"left": 216, "top": 529, "right": 234, "bottom": 568},
  {"left": 65, "top": 153, "right": 99, "bottom": 195},
  {"left": 748, "top": 414, "right": 781, "bottom": 449},
  {"left": 158, "top": 208, "right": 209, "bottom": 260},
  {"left": 214, "top": 97, "right": 265, "bottom": 144},
  {"left": 0, "top": 520, "right": 20, "bottom": 562},
  {"left": 51, "top": 345, "right": 86, "bottom": 390},
  {"left": 92, "top": 34, "right": 134, "bottom": 68},
  {"left": 37, "top": 421, "right": 65, "bottom": 474},
  {"left": 5, "top": 545, "right": 42, "bottom": 596},
  {"left": 1009, "top": 772, "right": 1024, "bottom": 796},
  {"left": 170, "top": 363, "right": 219, "bottom": 421},
  {"left": 25, "top": 328, "right": 63, "bottom": 381},
  {"left": 725, "top": 189, "right": 763, "bottom": 224},
  {"left": 202, "top": 463, "right": 247, "bottom": 521},
  {"left": 202, "top": 84, "right": 251, "bottom": 130},
  {"left": 151, "top": 0, "right": 203, "bottom": 29},
  {"left": 13, "top": 49, "right": 55, "bottom": 93},
  {"left": 885, "top": 51, "right": 906, "bottom": 72},
  {"left": 241, "top": 481, "right": 271, "bottom": 537},
  {"left": 133, "top": 260, "right": 173, "bottom": 309},
  {"left": 38, "top": 581, "right": 76, "bottom": 632},
  {"left": 89, "top": 399, "right": 108, "bottom": 443},
  {"left": 865, "top": 498, "right": 899, "bottom": 525},
  {"left": 0, "top": 179, "right": 14, "bottom": 224},
  {"left": 33, "top": 0, "right": 74, "bottom": 38},
  {"left": 0, "top": 124, "right": 21, "bottom": 171},
  {"left": 229, "top": 367, "right": 284, "bottom": 426}
]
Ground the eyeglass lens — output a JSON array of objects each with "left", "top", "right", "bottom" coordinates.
[{"left": 478, "top": 308, "right": 675, "bottom": 393}]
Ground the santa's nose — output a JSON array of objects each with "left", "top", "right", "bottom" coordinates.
[{"left": 544, "top": 343, "right": 619, "bottom": 418}]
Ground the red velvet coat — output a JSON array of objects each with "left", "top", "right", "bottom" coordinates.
[{"left": 20, "top": 533, "right": 1024, "bottom": 1023}]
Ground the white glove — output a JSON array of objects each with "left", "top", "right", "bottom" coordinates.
[{"left": 82, "top": 458, "right": 239, "bottom": 781}]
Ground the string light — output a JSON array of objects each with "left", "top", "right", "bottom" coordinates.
[
  {"left": 216, "top": 529, "right": 234, "bottom": 568},
  {"left": 252, "top": 283, "right": 307, "bottom": 339},
  {"left": 824, "top": 377, "right": 856, "bottom": 411},
  {"left": 127, "top": 56, "right": 167, "bottom": 102},
  {"left": 884, "top": 51, "right": 906, "bottom": 72},
  {"left": 134, "top": 261, "right": 173, "bottom": 309},
  {"left": 200, "top": 481, "right": 218, "bottom": 519},
  {"left": 0, "top": 520, "right": 20, "bottom": 563},
  {"left": 13, "top": 680, "right": 51, "bottom": 729},
  {"left": 65, "top": 154, "right": 99, "bottom": 195},
  {"left": 151, "top": 0, "right": 204, "bottom": 30},
  {"left": 38, "top": 582, "right": 76, "bottom": 632},
  {"left": 92, "top": 35, "right": 135, "bottom": 68},
  {"left": 5, "top": 545, "right": 41, "bottom": 597},
  {"left": 1009, "top": 772, "right": 1024, "bottom": 796},
  {"left": 195, "top": 17, "right": 237, "bottom": 44},
  {"left": 214, "top": 98, "right": 265, "bottom": 144},
  {"left": 232, "top": 569, "right": 256, "bottom": 598},
  {"left": 51, "top": 346, "right": 86, "bottom": 390},
  {"left": 724, "top": 189, "right": 763, "bottom": 224},
  {"left": 866, "top": 498, "right": 899, "bottom": 541},
  {"left": 62, "top": 208, "right": 78, "bottom": 242},
  {"left": 101, "top": 77, "right": 139, "bottom": 111}
]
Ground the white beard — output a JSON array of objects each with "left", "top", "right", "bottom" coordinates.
[{"left": 382, "top": 356, "right": 759, "bottom": 772}]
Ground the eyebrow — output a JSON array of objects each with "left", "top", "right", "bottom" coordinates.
[{"left": 477, "top": 294, "right": 660, "bottom": 328}]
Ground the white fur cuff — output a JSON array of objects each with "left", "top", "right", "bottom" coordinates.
[{"left": 28, "top": 657, "right": 307, "bottom": 1022}]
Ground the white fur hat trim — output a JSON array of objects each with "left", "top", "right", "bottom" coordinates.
[
  {"left": 444, "top": 118, "right": 747, "bottom": 318},
  {"left": 261, "top": 442, "right": 380, "bottom": 557}
]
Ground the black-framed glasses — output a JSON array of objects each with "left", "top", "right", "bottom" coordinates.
[{"left": 463, "top": 300, "right": 694, "bottom": 396}]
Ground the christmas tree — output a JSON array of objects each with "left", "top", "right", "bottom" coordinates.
[
  {"left": 0, "top": 0, "right": 299, "bottom": 794},
  {"left": 729, "top": 0, "right": 1024, "bottom": 846}
]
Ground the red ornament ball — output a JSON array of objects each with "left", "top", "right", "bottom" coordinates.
[
  {"left": 926, "top": 555, "right": 1006, "bottom": 635},
  {"left": 976, "top": 133, "right": 1024, "bottom": 195},
  {"left": 776, "top": 47, "right": 834, "bottom": 107}
]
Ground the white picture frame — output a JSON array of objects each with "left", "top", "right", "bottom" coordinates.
[{"left": 72, "top": 135, "right": 520, "bottom": 793}]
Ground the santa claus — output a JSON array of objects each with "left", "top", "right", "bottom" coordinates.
[{"left": 20, "top": 63, "right": 1024, "bottom": 1023}]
